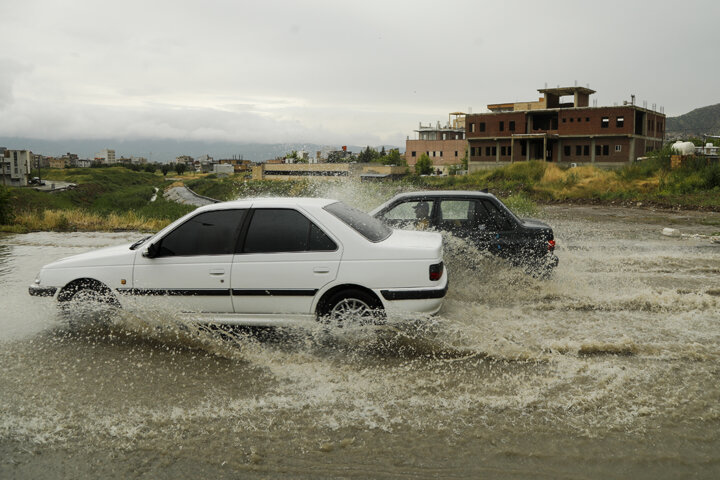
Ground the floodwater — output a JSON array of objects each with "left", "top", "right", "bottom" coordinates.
[{"left": 1, "top": 204, "right": 720, "bottom": 479}]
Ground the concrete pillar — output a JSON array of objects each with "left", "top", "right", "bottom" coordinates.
[
  {"left": 525, "top": 141, "right": 530, "bottom": 162},
  {"left": 510, "top": 137, "right": 514, "bottom": 163},
  {"left": 543, "top": 136, "right": 547, "bottom": 161},
  {"left": 558, "top": 139, "right": 563, "bottom": 162},
  {"left": 591, "top": 138, "right": 596, "bottom": 163},
  {"left": 629, "top": 137, "right": 636, "bottom": 162},
  {"left": 495, "top": 141, "right": 500, "bottom": 162}
]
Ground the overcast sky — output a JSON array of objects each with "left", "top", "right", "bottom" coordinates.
[{"left": 1, "top": 0, "right": 718, "bottom": 147}]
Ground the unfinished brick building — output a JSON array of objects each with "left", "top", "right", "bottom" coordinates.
[
  {"left": 405, "top": 112, "right": 467, "bottom": 174},
  {"left": 466, "top": 86, "right": 665, "bottom": 170}
]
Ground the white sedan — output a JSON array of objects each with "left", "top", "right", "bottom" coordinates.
[{"left": 29, "top": 198, "right": 448, "bottom": 326}]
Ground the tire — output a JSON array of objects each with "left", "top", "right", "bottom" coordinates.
[
  {"left": 321, "top": 289, "right": 385, "bottom": 326},
  {"left": 60, "top": 286, "right": 119, "bottom": 326}
]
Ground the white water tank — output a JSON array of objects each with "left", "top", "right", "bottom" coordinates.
[{"left": 671, "top": 141, "right": 695, "bottom": 155}]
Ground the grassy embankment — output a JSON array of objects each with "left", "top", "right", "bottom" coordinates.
[
  {"left": 1, "top": 146, "right": 718, "bottom": 233},
  {"left": 186, "top": 146, "right": 720, "bottom": 214},
  {"left": 0, "top": 167, "right": 193, "bottom": 233},
  {"left": 413, "top": 145, "right": 720, "bottom": 210}
]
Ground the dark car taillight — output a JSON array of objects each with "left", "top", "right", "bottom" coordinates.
[
  {"left": 548, "top": 239, "right": 556, "bottom": 252},
  {"left": 429, "top": 262, "right": 443, "bottom": 281}
]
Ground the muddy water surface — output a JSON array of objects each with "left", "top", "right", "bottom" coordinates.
[{"left": 1, "top": 206, "right": 719, "bottom": 479}]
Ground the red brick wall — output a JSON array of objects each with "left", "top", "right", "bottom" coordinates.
[
  {"left": 558, "top": 107, "right": 635, "bottom": 136},
  {"left": 466, "top": 112, "right": 526, "bottom": 138},
  {"left": 405, "top": 139, "right": 467, "bottom": 166}
]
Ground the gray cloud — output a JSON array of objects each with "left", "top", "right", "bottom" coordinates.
[{"left": 1, "top": 0, "right": 718, "bottom": 146}]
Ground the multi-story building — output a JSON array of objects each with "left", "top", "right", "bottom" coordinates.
[
  {"left": 95, "top": 149, "right": 116, "bottom": 164},
  {"left": 466, "top": 86, "right": 665, "bottom": 170},
  {"left": 405, "top": 112, "right": 467, "bottom": 173},
  {"left": 48, "top": 157, "right": 66, "bottom": 169},
  {"left": 1, "top": 149, "right": 32, "bottom": 186}
]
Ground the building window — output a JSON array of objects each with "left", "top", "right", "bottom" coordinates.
[
  {"left": 595, "top": 145, "right": 602, "bottom": 156},
  {"left": 602, "top": 145, "right": 609, "bottom": 155},
  {"left": 411, "top": 151, "right": 416, "bottom": 157},
  {"left": 442, "top": 133, "right": 447, "bottom": 140},
  {"left": 500, "top": 146, "right": 506, "bottom": 156},
  {"left": 616, "top": 116, "right": 624, "bottom": 127},
  {"left": 491, "top": 146, "right": 497, "bottom": 156},
  {"left": 586, "top": 117, "right": 590, "bottom": 122},
  {"left": 570, "top": 118, "right": 574, "bottom": 123},
  {"left": 439, "top": 151, "right": 443, "bottom": 157},
  {"left": 577, "top": 117, "right": 581, "bottom": 122},
  {"left": 479, "top": 122, "right": 485, "bottom": 132},
  {"left": 615, "top": 145, "right": 622, "bottom": 152},
  {"left": 499, "top": 121, "right": 504, "bottom": 132},
  {"left": 601, "top": 117, "right": 609, "bottom": 128},
  {"left": 564, "top": 146, "right": 571, "bottom": 156},
  {"left": 455, "top": 151, "right": 458, "bottom": 157},
  {"left": 509, "top": 121, "right": 515, "bottom": 131},
  {"left": 576, "top": 145, "right": 582, "bottom": 156},
  {"left": 562, "top": 118, "right": 566, "bottom": 123},
  {"left": 486, "top": 147, "right": 491, "bottom": 156},
  {"left": 470, "top": 123, "right": 475, "bottom": 133}
]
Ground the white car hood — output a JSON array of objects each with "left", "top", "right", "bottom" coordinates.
[{"left": 43, "top": 243, "right": 136, "bottom": 269}]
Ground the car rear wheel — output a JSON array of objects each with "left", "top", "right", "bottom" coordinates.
[{"left": 322, "top": 289, "right": 385, "bottom": 326}]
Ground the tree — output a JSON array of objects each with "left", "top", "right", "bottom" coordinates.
[
  {"left": 383, "top": 148, "right": 403, "bottom": 166},
  {"left": 144, "top": 164, "right": 157, "bottom": 174},
  {"left": 415, "top": 153, "right": 433, "bottom": 175},
  {"left": 161, "top": 164, "right": 171, "bottom": 176},
  {"left": 461, "top": 146, "right": 468, "bottom": 171},
  {"left": 175, "top": 163, "right": 187, "bottom": 175},
  {"left": 380, "top": 146, "right": 386, "bottom": 157},
  {"left": 358, "top": 146, "right": 380, "bottom": 163}
]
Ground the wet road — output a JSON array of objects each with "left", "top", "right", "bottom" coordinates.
[{"left": 1, "top": 205, "right": 719, "bottom": 479}]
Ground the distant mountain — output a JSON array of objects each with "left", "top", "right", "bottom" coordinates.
[
  {"left": 0, "top": 137, "right": 401, "bottom": 163},
  {"left": 666, "top": 103, "right": 720, "bottom": 138}
]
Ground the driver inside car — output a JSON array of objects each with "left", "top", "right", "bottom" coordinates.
[{"left": 414, "top": 201, "right": 430, "bottom": 230}]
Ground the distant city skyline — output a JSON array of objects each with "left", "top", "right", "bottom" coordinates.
[{"left": 1, "top": 0, "right": 718, "bottom": 148}]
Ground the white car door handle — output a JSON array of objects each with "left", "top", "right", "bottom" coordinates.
[
  {"left": 313, "top": 267, "right": 330, "bottom": 274},
  {"left": 209, "top": 269, "right": 225, "bottom": 275}
]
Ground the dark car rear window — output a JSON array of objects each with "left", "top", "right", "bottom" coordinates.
[{"left": 324, "top": 201, "right": 392, "bottom": 243}]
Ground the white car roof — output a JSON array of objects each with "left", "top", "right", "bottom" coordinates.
[{"left": 194, "top": 197, "right": 337, "bottom": 212}]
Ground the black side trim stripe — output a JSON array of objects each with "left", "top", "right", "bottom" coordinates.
[
  {"left": 380, "top": 284, "right": 448, "bottom": 301},
  {"left": 116, "top": 288, "right": 318, "bottom": 297},
  {"left": 232, "top": 289, "right": 318, "bottom": 297},
  {"left": 117, "top": 288, "right": 230, "bottom": 296}
]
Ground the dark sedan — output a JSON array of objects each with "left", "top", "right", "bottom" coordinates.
[{"left": 370, "top": 191, "right": 558, "bottom": 275}]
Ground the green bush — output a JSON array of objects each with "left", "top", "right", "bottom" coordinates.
[{"left": 0, "top": 186, "right": 12, "bottom": 224}]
